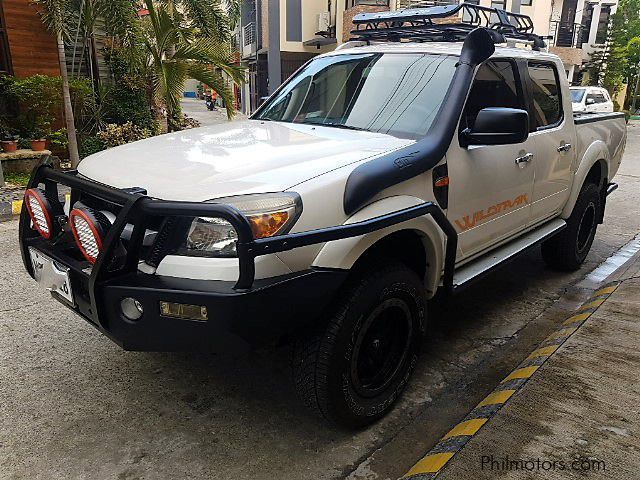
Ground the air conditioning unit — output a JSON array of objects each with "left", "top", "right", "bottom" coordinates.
[{"left": 317, "top": 12, "right": 331, "bottom": 33}]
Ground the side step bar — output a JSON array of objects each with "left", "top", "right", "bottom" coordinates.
[{"left": 452, "top": 218, "right": 566, "bottom": 291}]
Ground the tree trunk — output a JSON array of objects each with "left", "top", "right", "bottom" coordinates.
[{"left": 57, "top": 32, "right": 81, "bottom": 168}]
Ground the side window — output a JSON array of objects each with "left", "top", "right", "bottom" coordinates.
[
  {"left": 528, "top": 62, "right": 562, "bottom": 130},
  {"left": 461, "top": 60, "right": 523, "bottom": 130}
]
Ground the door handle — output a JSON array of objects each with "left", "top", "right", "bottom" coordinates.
[
  {"left": 557, "top": 143, "right": 572, "bottom": 152},
  {"left": 515, "top": 153, "right": 534, "bottom": 165}
]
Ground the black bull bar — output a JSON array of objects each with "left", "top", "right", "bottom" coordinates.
[{"left": 20, "top": 164, "right": 458, "bottom": 325}]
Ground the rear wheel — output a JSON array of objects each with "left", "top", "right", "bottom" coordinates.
[
  {"left": 541, "top": 182, "right": 601, "bottom": 271},
  {"left": 292, "top": 261, "right": 426, "bottom": 428}
]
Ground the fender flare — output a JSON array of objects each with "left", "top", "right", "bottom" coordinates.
[
  {"left": 312, "top": 195, "right": 446, "bottom": 297},
  {"left": 561, "top": 141, "right": 609, "bottom": 219}
]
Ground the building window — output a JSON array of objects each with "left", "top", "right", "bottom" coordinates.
[
  {"left": 521, "top": 0, "right": 533, "bottom": 6},
  {"left": 595, "top": 5, "right": 611, "bottom": 44},
  {"left": 0, "top": 2, "right": 12, "bottom": 75},
  {"left": 490, "top": 0, "right": 506, "bottom": 23},
  {"left": 581, "top": 3, "right": 595, "bottom": 44}
]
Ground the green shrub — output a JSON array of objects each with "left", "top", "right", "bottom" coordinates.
[
  {"left": 104, "top": 84, "right": 155, "bottom": 130},
  {"left": 168, "top": 114, "right": 200, "bottom": 132},
  {"left": 80, "top": 135, "right": 107, "bottom": 158},
  {"left": 48, "top": 129, "right": 69, "bottom": 149},
  {"left": 102, "top": 44, "right": 155, "bottom": 130},
  {"left": 8, "top": 74, "right": 94, "bottom": 138},
  {"left": 97, "top": 122, "right": 152, "bottom": 148}
]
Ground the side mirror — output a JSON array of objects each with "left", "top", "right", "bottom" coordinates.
[
  {"left": 461, "top": 107, "right": 529, "bottom": 146},
  {"left": 586, "top": 97, "right": 596, "bottom": 105}
]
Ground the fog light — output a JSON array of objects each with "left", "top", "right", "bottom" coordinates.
[
  {"left": 121, "top": 297, "right": 144, "bottom": 320},
  {"left": 159, "top": 301, "right": 208, "bottom": 321}
]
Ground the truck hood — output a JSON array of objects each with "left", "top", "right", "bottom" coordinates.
[{"left": 78, "top": 120, "right": 413, "bottom": 202}]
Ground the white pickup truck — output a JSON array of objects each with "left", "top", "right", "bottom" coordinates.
[{"left": 20, "top": 4, "right": 626, "bottom": 427}]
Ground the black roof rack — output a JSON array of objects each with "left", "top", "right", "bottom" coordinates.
[{"left": 350, "top": 2, "right": 546, "bottom": 50}]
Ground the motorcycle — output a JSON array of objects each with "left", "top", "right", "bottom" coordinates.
[{"left": 205, "top": 94, "right": 215, "bottom": 111}]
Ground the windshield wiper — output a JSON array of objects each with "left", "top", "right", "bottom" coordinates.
[{"left": 317, "top": 122, "right": 366, "bottom": 131}]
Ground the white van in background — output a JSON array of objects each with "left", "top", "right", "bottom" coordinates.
[{"left": 571, "top": 86, "right": 614, "bottom": 113}]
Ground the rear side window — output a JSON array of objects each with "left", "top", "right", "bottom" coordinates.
[
  {"left": 461, "top": 60, "right": 523, "bottom": 130},
  {"left": 528, "top": 62, "right": 562, "bottom": 130},
  {"left": 570, "top": 89, "right": 586, "bottom": 102},
  {"left": 587, "top": 92, "right": 607, "bottom": 104}
]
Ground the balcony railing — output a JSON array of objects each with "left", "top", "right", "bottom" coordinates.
[{"left": 550, "top": 21, "right": 585, "bottom": 48}]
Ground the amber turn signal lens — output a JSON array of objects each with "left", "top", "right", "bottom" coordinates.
[
  {"left": 247, "top": 211, "right": 291, "bottom": 239},
  {"left": 434, "top": 176, "right": 450, "bottom": 187}
]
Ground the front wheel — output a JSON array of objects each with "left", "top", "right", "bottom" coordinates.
[
  {"left": 541, "top": 182, "right": 601, "bottom": 271},
  {"left": 292, "top": 262, "right": 426, "bottom": 428}
]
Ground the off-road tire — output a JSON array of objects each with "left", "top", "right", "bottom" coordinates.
[
  {"left": 292, "top": 261, "right": 426, "bottom": 429},
  {"left": 541, "top": 182, "right": 601, "bottom": 271}
]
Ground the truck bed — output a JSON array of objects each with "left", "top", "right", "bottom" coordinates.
[{"left": 574, "top": 112, "right": 627, "bottom": 179}]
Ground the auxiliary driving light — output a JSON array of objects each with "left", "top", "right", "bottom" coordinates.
[
  {"left": 160, "top": 301, "right": 208, "bottom": 322},
  {"left": 121, "top": 297, "right": 144, "bottom": 321},
  {"left": 24, "top": 188, "right": 55, "bottom": 239},
  {"left": 69, "top": 206, "right": 110, "bottom": 264}
]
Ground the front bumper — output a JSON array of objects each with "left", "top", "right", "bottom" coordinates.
[
  {"left": 20, "top": 164, "right": 457, "bottom": 352},
  {"left": 32, "top": 238, "right": 346, "bottom": 351}
]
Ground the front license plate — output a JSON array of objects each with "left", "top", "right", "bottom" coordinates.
[{"left": 29, "top": 248, "right": 74, "bottom": 305}]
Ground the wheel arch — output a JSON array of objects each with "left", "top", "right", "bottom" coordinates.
[
  {"left": 312, "top": 196, "right": 446, "bottom": 298},
  {"left": 562, "top": 142, "right": 609, "bottom": 219}
]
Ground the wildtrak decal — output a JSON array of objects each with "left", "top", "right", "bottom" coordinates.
[{"left": 455, "top": 194, "right": 529, "bottom": 231}]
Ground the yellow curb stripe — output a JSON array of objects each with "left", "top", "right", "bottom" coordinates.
[
  {"left": 11, "top": 200, "right": 23, "bottom": 215},
  {"left": 477, "top": 389, "right": 515, "bottom": 407},
  {"left": 546, "top": 326, "right": 578, "bottom": 341},
  {"left": 501, "top": 365, "right": 539, "bottom": 383},
  {"left": 594, "top": 285, "right": 618, "bottom": 297},
  {"left": 443, "top": 418, "right": 488, "bottom": 439},
  {"left": 405, "top": 452, "right": 455, "bottom": 476},
  {"left": 579, "top": 298, "right": 606, "bottom": 311},
  {"left": 402, "top": 285, "right": 618, "bottom": 479},
  {"left": 562, "top": 312, "right": 591, "bottom": 326},
  {"left": 526, "top": 345, "right": 559, "bottom": 360}
]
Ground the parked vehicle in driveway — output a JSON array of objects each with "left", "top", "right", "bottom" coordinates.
[
  {"left": 571, "top": 86, "right": 615, "bottom": 113},
  {"left": 19, "top": 3, "right": 626, "bottom": 428}
]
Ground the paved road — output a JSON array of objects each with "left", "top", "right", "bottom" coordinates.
[
  {"left": 1, "top": 126, "right": 639, "bottom": 480},
  {"left": 180, "top": 98, "right": 247, "bottom": 127}
]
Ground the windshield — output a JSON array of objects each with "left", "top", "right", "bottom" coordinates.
[
  {"left": 254, "top": 53, "right": 458, "bottom": 139},
  {"left": 570, "top": 88, "right": 586, "bottom": 103}
]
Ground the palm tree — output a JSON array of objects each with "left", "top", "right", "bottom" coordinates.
[
  {"left": 160, "top": 0, "right": 241, "bottom": 40},
  {"left": 31, "top": 0, "right": 81, "bottom": 167},
  {"left": 141, "top": 0, "right": 244, "bottom": 126}
]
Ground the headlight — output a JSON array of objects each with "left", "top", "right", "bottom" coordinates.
[{"left": 182, "top": 193, "right": 301, "bottom": 257}]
